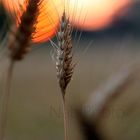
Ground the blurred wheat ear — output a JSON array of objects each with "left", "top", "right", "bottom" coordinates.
[
  {"left": 51, "top": 11, "right": 75, "bottom": 140},
  {"left": 77, "top": 65, "right": 137, "bottom": 140},
  {"left": 0, "top": 0, "right": 41, "bottom": 140}
]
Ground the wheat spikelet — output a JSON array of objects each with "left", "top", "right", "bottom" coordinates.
[
  {"left": 51, "top": 11, "right": 75, "bottom": 140},
  {"left": 56, "top": 11, "right": 75, "bottom": 97},
  {"left": 57, "top": 11, "right": 74, "bottom": 140},
  {"left": 0, "top": 1, "right": 42, "bottom": 140},
  {"left": 8, "top": 0, "right": 41, "bottom": 61}
]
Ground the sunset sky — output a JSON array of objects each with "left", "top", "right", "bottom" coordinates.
[{"left": 2, "top": 0, "right": 133, "bottom": 42}]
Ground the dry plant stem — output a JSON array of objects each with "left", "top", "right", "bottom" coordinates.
[
  {"left": 0, "top": 60, "right": 14, "bottom": 140},
  {"left": 62, "top": 94, "right": 68, "bottom": 140}
]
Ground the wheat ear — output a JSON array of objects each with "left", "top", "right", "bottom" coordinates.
[
  {"left": 54, "top": 11, "right": 75, "bottom": 140},
  {"left": 77, "top": 65, "right": 137, "bottom": 140},
  {"left": 83, "top": 65, "right": 136, "bottom": 120},
  {"left": 9, "top": 0, "right": 41, "bottom": 61},
  {"left": 0, "top": 1, "right": 41, "bottom": 139}
]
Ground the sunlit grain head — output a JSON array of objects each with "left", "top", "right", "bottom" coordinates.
[{"left": 2, "top": 0, "right": 64, "bottom": 43}]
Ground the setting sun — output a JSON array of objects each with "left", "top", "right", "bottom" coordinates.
[{"left": 65, "top": 0, "right": 132, "bottom": 30}]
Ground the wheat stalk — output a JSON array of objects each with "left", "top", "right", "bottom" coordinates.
[
  {"left": 51, "top": 11, "right": 75, "bottom": 140},
  {"left": 83, "top": 65, "right": 136, "bottom": 120},
  {"left": 0, "top": 1, "right": 41, "bottom": 139},
  {"left": 77, "top": 65, "right": 137, "bottom": 140}
]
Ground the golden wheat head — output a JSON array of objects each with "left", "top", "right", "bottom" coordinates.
[
  {"left": 55, "top": 12, "right": 75, "bottom": 97},
  {"left": 8, "top": 0, "right": 41, "bottom": 61}
]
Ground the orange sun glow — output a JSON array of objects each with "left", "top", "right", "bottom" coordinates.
[{"left": 65, "top": 0, "right": 132, "bottom": 30}]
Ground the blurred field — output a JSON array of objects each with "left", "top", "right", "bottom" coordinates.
[{"left": 0, "top": 37, "right": 140, "bottom": 140}]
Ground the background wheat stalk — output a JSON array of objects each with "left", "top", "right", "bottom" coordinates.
[
  {"left": 52, "top": 11, "right": 75, "bottom": 140},
  {"left": 77, "top": 65, "right": 137, "bottom": 140},
  {"left": 0, "top": 0, "right": 41, "bottom": 139}
]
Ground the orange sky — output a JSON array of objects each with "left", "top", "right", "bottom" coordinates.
[{"left": 2, "top": 0, "right": 132, "bottom": 42}]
